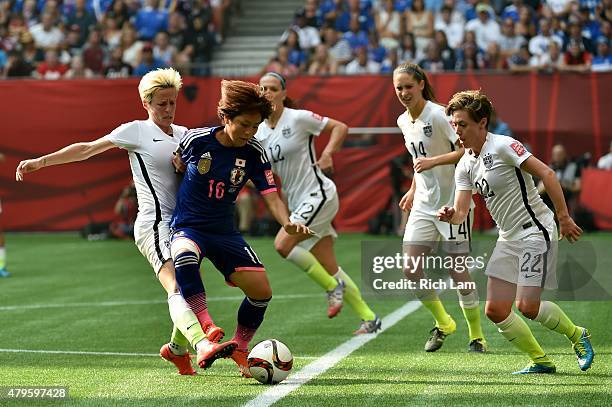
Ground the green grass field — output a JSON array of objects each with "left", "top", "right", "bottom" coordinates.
[{"left": 0, "top": 232, "right": 610, "bottom": 406}]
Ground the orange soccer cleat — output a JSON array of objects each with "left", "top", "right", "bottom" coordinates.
[
  {"left": 197, "top": 340, "right": 238, "bottom": 369},
  {"left": 202, "top": 321, "right": 225, "bottom": 343},
  {"left": 159, "top": 343, "right": 197, "bottom": 376},
  {"left": 229, "top": 348, "right": 252, "bottom": 378}
]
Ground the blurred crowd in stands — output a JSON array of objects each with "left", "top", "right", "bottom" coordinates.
[
  {"left": 264, "top": 0, "right": 611, "bottom": 76},
  {"left": 0, "top": 0, "right": 238, "bottom": 79},
  {"left": 1, "top": 0, "right": 610, "bottom": 79}
]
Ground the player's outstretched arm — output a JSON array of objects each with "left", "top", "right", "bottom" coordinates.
[
  {"left": 437, "top": 190, "right": 471, "bottom": 225},
  {"left": 521, "top": 155, "right": 582, "bottom": 242},
  {"left": 16, "top": 137, "right": 115, "bottom": 181},
  {"left": 261, "top": 191, "right": 314, "bottom": 236},
  {"left": 315, "top": 118, "right": 348, "bottom": 174}
]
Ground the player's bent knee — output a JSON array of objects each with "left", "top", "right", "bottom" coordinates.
[
  {"left": 255, "top": 287, "right": 273, "bottom": 300},
  {"left": 485, "top": 302, "right": 510, "bottom": 323},
  {"left": 241, "top": 284, "right": 272, "bottom": 300},
  {"left": 170, "top": 237, "right": 200, "bottom": 261},
  {"left": 252, "top": 277, "right": 273, "bottom": 299},
  {"left": 274, "top": 238, "right": 293, "bottom": 258},
  {"left": 516, "top": 300, "right": 539, "bottom": 320}
]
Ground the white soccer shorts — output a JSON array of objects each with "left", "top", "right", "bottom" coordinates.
[
  {"left": 134, "top": 218, "right": 172, "bottom": 275},
  {"left": 290, "top": 191, "right": 339, "bottom": 251},
  {"left": 485, "top": 221, "right": 558, "bottom": 289},
  {"left": 403, "top": 209, "right": 473, "bottom": 254}
]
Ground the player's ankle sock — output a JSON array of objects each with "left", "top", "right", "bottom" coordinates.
[
  {"left": 287, "top": 246, "right": 337, "bottom": 291},
  {"left": 189, "top": 298, "right": 213, "bottom": 329},
  {"left": 496, "top": 311, "right": 553, "bottom": 365},
  {"left": 231, "top": 296, "right": 271, "bottom": 351},
  {"left": 167, "top": 293, "right": 207, "bottom": 347},
  {"left": 416, "top": 290, "right": 452, "bottom": 328},
  {"left": 458, "top": 290, "right": 485, "bottom": 340},
  {"left": 535, "top": 301, "right": 582, "bottom": 344},
  {"left": 335, "top": 267, "right": 375, "bottom": 321},
  {"left": 168, "top": 325, "right": 189, "bottom": 356}
]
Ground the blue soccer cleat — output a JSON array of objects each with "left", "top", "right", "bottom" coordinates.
[
  {"left": 354, "top": 315, "right": 382, "bottom": 335},
  {"left": 512, "top": 362, "right": 556, "bottom": 375},
  {"left": 573, "top": 327, "right": 594, "bottom": 371},
  {"left": 0, "top": 268, "right": 10, "bottom": 278},
  {"left": 326, "top": 278, "right": 345, "bottom": 319}
]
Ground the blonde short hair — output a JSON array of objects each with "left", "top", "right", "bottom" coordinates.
[{"left": 138, "top": 68, "right": 182, "bottom": 103}]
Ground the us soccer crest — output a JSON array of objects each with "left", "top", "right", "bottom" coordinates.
[
  {"left": 197, "top": 152, "right": 212, "bottom": 174},
  {"left": 281, "top": 126, "right": 291, "bottom": 138},
  {"left": 483, "top": 153, "right": 493, "bottom": 169},
  {"left": 230, "top": 167, "right": 246, "bottom": 185},
  {"left": 423, "top": 124, "right": 433, "bottom": 137}
]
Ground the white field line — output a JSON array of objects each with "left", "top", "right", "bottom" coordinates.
[
  {"left": 0, "top": 293, "right": 321, "bottom": 311},
  {"left": 244, "top": 300, "right": 422, "bottom": 407},
  {"left": 0, "top": 348, "right": 318, "bottom": 360}
]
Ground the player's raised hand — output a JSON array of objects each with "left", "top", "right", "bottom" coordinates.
[
  {"left": 558, "top": 215, "right": 582, "bottom": 243},
  {"left": 399, "top": 189, "right": 415, "bottom": 212},
  {"left": 413, "top": 157, "right": 434, "bottom": 173},
  {"left": 15, "top": 158, "right": 43, "bottom": 181},
  {"left": 283, "top": 222, "right": 315, "bottom": 237},
  {"left": 437, "top": 206, "right": 455, "bottom": 223},
  {"left": 314, "top": 152, "right": 333, "bottom": 175}
]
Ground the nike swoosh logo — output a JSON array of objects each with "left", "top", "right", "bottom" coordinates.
[
  {"left": 153, "top": 138, "right": 165, "bottom": 142},
  {"left": 524, "top": 274, "right": 538, "bottom": 279}
]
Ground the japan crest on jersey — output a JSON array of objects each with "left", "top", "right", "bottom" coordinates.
[
  {"left": 230, "top": 167, "right": 246, "bottom": 185},
  {"left": 197, "top": 152, "right": 212, "bottom": 175},
  {"left": 281, "top": 126, "right": 291, "bottom": 138},
  {"left": 483, "top": 153, "right": 493, "bottom": 169},
  {"left": 423, "top": 124, "right": 433, "bottom": 137}
]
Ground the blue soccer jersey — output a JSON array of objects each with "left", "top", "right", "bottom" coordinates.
[{"left": 171, "top": 126, "right": 277, "bottom": 234}]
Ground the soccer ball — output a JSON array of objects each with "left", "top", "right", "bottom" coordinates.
[{"left": 247, "top": 339, "right": 293, "bottom": 384}]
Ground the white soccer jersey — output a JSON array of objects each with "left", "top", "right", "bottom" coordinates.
[
  {"left": 104, "top": 119, "right": 187, "bottom": 224},
  {"left": 255, "top": 108, "right": 336, "bottom": 210},
  {"left": 397, "top": 101, "right": 460, "bottom": 215},
  {"left": 455, "top": 133, "right": 555, "bottom": 240}
]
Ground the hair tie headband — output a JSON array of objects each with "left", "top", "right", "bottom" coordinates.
[{"left": 263, "top": 72, "right": 286, "bottom": 89}]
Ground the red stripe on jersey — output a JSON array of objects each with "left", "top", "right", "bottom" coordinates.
[
  {"left": 235, "top": 267, "right": 266, "bottom": 272},
  {"left": 260, "top": 187, "right": 278, "bottom": 195}
]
